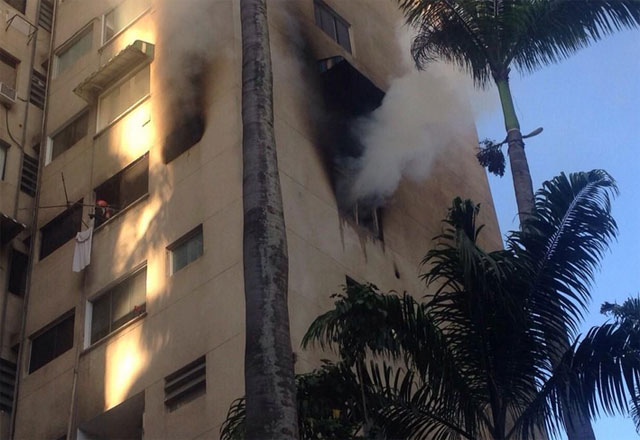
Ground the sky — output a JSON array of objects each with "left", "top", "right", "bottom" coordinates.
[{"left": 474, "top": 29, "right": 640, "bottom": 439}]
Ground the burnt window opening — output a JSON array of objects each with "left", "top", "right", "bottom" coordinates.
[
  {"left": 20, "top": 153, "right": 38, "bottom": 197},
  {"left": 40, "top": 200, "right": 83, "bottom": 260},
  {"left": 314, "top": 0, "right": 352, "bottom": 53},
  {"left": 349, "top": 203, "right": 383, "bottom": 239},
  {"left": 29, "top": 309, "right": 75, "bottom": 373},
  {"left": 162, "top": 66, "right": 206, "bottom": 164},
  {"left": 8, "top": 249, "right": 28, "bottom": 296},
  {"left": 164, "top": 355, "right": 206, "bottom": 411},
  {"left": 93, "top": 153, "right": 148, "bottom": 227}
]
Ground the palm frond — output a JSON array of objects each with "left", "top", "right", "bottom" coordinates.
[
  {"left": 506, "top": 0, "right": 640, "bottom": 75},
  {"left": 508, "top": 322, "right": 640, "bottom": 440},
  {"left": 507, "top": 170, "right": 618, "bottom": 345},
  {"left": 220, "top": 397, "right": 246, "bottom": 440}
]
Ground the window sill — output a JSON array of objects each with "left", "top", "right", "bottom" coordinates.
[
  {"left": 94, "top": 192, "right": 149, "bottom": 232},
  {"left": 81, "top": 311, "right": 147, "bottom": 355},
  {"left": 94, "top": 93, "right": 151, "bottom": 140}
]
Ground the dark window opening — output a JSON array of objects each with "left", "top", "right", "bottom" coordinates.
[
  {"left": 4, "top": 0, "right": 26, "bottom": 15},
  {"left": 349, "top": 203, "right": 383, "bottom": 239},
  {"left": 164, "top": 355, "right": 206, "bottom": 411},
  {"left": 38, "top": 0, "right": 54, "bottom": 32},
  {"left": 30, "top": 70, "right": 47, "bottom": 109},
  {"left": 20, "top": 153, "right": 38, "bottom": 197},
  {"left": 0, "top": 139, "right": 8, "bottom": 180},
  {"left": 314, "top": 0, "right": 351, "bottom": 53},
  {"left": 8, "top": 249, "right": 28, "bottom": 296},
  {"left": 29, "top": 310, "right": 74, "bottom": 373},
  {"left": 162, "top": 66, "right": 206, "bottom": 164},
  {"left": 78, "top": 392, "right": 144, "bottom": 440},
  {"left": 50, "top": 111, "right": 89, "bottom": 162},
  {"left": 0, "top": 49, "right": 19, "bottom": 90},
  {"left": 93, "top": 153, "right": 148, "bottom": 227},
  {"left": 90, "top": 267, "right": 146, "bottom": 344},
  {"left": 0, "top": 358, "right": 17, "bottom": 413},
  {"left": 40, "top": 201, "right": 83, "bottom": 259}
]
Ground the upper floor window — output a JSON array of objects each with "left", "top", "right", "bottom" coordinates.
[
  {"left": 97, "top": 64, "right": 150, "bottom": 130},
  {"left": 89, "top": 267, "right": 146, "bottom": 344},
  {"left": 47, "top": 111, "right": 89, "bottom": 164},
  {"left": 168, "top": 225, "right": 203, "bottom": 274},
  {"left": 55, "top": 25, "right": 93, "bottom": 78},
  {"left": 29, "top": 309, "right": 75, "bottom": 373},
  {"left": 314, "top": 0, "right": 352, "bottom": 53},
  {"left": 350, "top": 203, "right": 382, "bottom": 239},
  {"left": 4, "top": 0, "right": 26, "bottom": 14},
  {"left": 8, "top": 249, "right": 28, "bottom": 296},
  {"left": 40, "top": 200, "right": 83, "bottom": 260},
  {"left": 0, "top": 139, "right": 8, "bottom": 180},
  {"left": 102, "top": 0, "right": 151, "bottom": 44},
  {"left": 0, "top": 49, "right": 19, "bottom": 90},
  {"left": 38, "top": 0, "right": 54, "bottom": 32},
  {"left": 93, "top": 153, "right": 149, "bottom": 227}
]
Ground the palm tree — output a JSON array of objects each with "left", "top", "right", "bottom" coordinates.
[
  {"left": 395, "top": 0, "right": 640, "bottom": 223},
  {"left": 601, "top": 296, "right": 640, "bottom": 433},
  {"left": 302, "top": 170, "right": 639, "bottom": 439},
  {"left": 240, "top": 0, "right": 298, "bottom": 438}
]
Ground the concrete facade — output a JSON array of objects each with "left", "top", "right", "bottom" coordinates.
[{"left": 2, "top": 1, "right": 502, "bottom": 439}]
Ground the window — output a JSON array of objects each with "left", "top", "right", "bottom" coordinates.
[
  {"left": 0, "top": 358, "right": 17, "bottom": 413},
  {"left": 55, "top": 25, "right": 93, "bottom": 77},
  {"left": 93, "top": 153, "right": 148, "bottom": 227},
  {"left": 164, "top": 355, "right": 206, "bottom": 411},
  {"left": 29, "top": 310, "right": 74, "bottom": 373},
  {"left": 40, "top": 200, "right": 83, "bottom": 259},
  {"left": 4, "top": 0, "right": 26, "bottom": 14},
  {"left": 350, "top": 203, "right": 382, "bottom": 239},
  {"left": 8, "top": 249, "right": 28, "bottom": 296},
  {"left": 97, "top": 64, "right": 150, "bottom": 130},
  {"left": 48, "top": 111, "right": 89, "bottom": 163},
  {"left": 314, "top": 0, "right": 352, "bottom": 53},
  {"left": 30, "top": 70, "right": 47, "bottom": 109},
  {"left": 0, "top": 49, "right": 19, "bottom": 90},
  {"left": 90, "top": 267, "right": 146, "bottom": 344},
  {"left": 38, "top": 0, "right": 54, "bottom": 32},
  {"left": 0, "top": 139, "right": 8, "bottom": 180},
  {"left": 102, "top": 0, "right": 151, "bottom": 44},
  {"left": 20, "top": 153, "right": 38, "bottom": 197},
  {"left": 169, "top": 225, "right": 203, "bottom": 274}
]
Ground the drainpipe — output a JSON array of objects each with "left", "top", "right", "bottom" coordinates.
[{"left": 9, "top": 0, "right": 58, "bottom": 438}]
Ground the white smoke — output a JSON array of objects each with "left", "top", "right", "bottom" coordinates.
[{"left": 349, "top": 28, "right": 491, "bottom": 206}]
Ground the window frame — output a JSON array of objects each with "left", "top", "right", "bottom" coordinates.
[
  {"left": 167, "top": 225, "right": 204, "bottom": 275},
  {"left": 92, "top": 153, "right": 149, "bottom": 229},
  {"left": 4, "top": 0, "right": 26, "bottom": 15},
  {"left": 0, "top": 49, "right": 20, "bottom": 90},
  {"left": 101, "top": 0, "right": 152, "bottom": 47},
  {"left": 46, "top": 109, "right": 90, "bottom": 165},
  {"left": 39, "top": 200, "right": 83, "bottom": 260},
  {"left": 86, "top": 264, "right": 147, "bottom": 347},
  {"left": 313, "top": 0, "right": 352, "bottom": 53},
  {"left": 28, "top": 309, "right": 75, "bottom": 374},
  {"left": 96, "top": 63, "right": 151, "bottom": 132},
  {"left": 53, "top": 23, "right": 94, "bottom": 79}
]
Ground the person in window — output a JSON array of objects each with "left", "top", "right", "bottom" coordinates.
[{"left": 94, "top": 199, "right": 115, "bottom": 224}]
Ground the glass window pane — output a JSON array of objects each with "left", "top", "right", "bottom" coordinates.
[
  {"left": 91, "top": 294, "right": 111, "bottom": 343},
  {"left": 336, "top": 21, "right": 351, "bottom": 52},
  {"left": 98, "top": 65, "right": 150, "bottom": 129},
  {"left": 103, "top": 0, "right": 151, "bottom": 43},
  {"left": 52, "top": 112, "right": 88, "bottom": 160},
  {"left": 172, "top": 228, "right": 203, "bottom": 273},
  {"left": 57, "top": 26, "right": 93, "bottom": 76}
]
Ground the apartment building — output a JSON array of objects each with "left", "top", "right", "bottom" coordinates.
[
  {"left": 1, "top": 1, "right": 501, "bottom": 439},
  {"left": 0, "top": 0, "right": 52, "bottom": 437}
]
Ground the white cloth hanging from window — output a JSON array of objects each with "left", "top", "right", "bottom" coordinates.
[{"left": 72, "top": 225, "right": 93, "bottom": 272}]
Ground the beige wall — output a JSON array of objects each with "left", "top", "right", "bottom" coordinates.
[{"left": 14, "top": 1, "right": 501, "bottom": 439}]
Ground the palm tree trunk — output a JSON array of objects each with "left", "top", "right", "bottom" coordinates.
[
  {"left": 494, "top": 76, "right": 534, "bottom": 224},
  {"left": 355, "top": 359, "right": 372, "bottom": 437},
  {"left": 240, "top": 0, "right": 299, "bottom": 438},
  {"left": 494, "top": 72, "right": 596, "bottom": 440}
]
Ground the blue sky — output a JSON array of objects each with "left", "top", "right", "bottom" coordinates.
[{"left": 475, "top": 29, "right": 640, "bottom": 438}]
